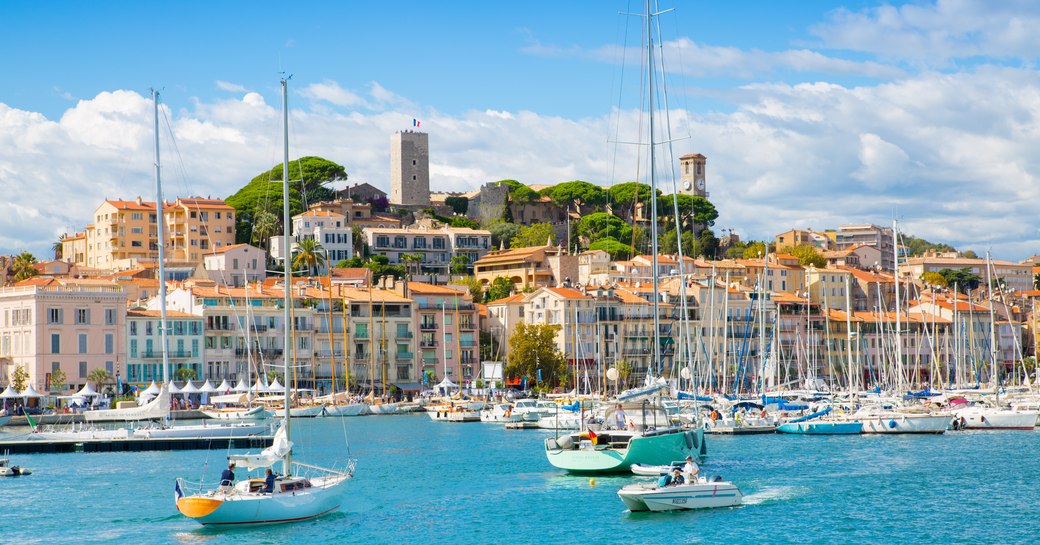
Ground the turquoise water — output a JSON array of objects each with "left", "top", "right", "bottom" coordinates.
[{"left": 4, "top": 415, "right": 1040, "bottom": 544}]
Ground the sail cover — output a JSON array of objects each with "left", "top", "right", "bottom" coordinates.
[
  {"left": 228, "top": 425, "right": 293, "bottom": 470},
  {"left": 84, "top": 384, "right": 171, "bottom": 422}
]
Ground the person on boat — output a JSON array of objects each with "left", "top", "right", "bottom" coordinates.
[
  {"left": 683, "top": 456, "right": 699, "bottom": 481},
  {"left": 669, "top": 467, "right": 685, "bottom": 486},
  {"left": 219, "top": 463, "right": 236, "bottom": 488},
  {"left": 262, "top": 468, "right": 276, "bottom": 493},
  {"left": 613, "top": 405, "right": 627, "bottom": 430}
]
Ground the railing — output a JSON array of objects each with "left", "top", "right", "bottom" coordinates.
[
  {"left": 396, "top": 331, "right": 414, "bottom": 339},
  {"left": 422, "top": 357, "right": 438, "bottom": 365},
  {"left": 458, "top": 322, "right": 476, "bottom": 330},
  {"left": 353, "top": 331, "right": 369, "bottom": 339},
  {"left": 420, "top": 323, "right": 438, "bottom": 331},
  {"left": 396, "top": 353, "right": 414, "bottom": 361},
  {"left": 141, "top": 350, "right": 193, "bottom": 358},
  {"left": 420, "top": 340, "right": 438, "bottom": 347},
  {"left": 459, "top": 341, "right": 477, "bottom": 348}
]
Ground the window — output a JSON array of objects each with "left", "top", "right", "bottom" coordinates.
[
  {"left": 105, "top": 334, "right": 114, "bottom": 354},
  {"left": 79, "top": 361, "right": 87, "bottom": 378},
  {"left": 216, "top": 212, "right": 221, "bottom": 219},
  {"left": 129, "top": 321, "right": 137, "bottom": 336},
  {"left": 131, "top": 227, "right": 143, "bottom": 234},
  {"left": 132, "top": 212, "right": 143, "bottom": 220},
  {"left": 51, "top": 333, "right": 60, "bottom": 353},
  {"left": 48, "top": 308, "right": 62, "bottom": 324},
  {"left": 131, "top": 241, "right": 142, "bottom": 247},
  {"left": 130, "top": 339, "right": 137, "bottom": 357},
  {"left": 78, "top": 334, "right": 87, "bottom": 354},
  {"left": 76, "top": 308, "right": 90, "bottom": 325},
  {"left": 105, "top": 309, "right": 116, "bottom": 325}
]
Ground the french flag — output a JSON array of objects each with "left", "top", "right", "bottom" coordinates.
[{"left": 413, "top": 118, "right": 421, "bottom": 128}]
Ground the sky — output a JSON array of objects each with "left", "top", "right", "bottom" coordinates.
[{"left": 3, "top": 0, "right": 1040, "bottom": 262}]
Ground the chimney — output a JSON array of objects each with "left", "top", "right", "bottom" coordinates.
[{"left": 136, "top": 196, "right": 143, "bottom": 205}]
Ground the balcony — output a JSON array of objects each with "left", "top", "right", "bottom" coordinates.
[
  {"left": 420, "top": 340, "right": 438, "bottom": 347},
  {"left": 396, "top": 331, "right": 414, "bottom": 339},
  {"left": 422, "top": 357, "right": 438, "bottom": 365},
  {"left": 141, "top": 350, "right": 192, "bottom": 359},
  {"left": 458, "top": 322, "right": 476, "bottom": 331},
  {"left": 354, "top": 352, "right": 371, "bottom": 361},
  {"left": 396, "top": 352, "right": 414, "bottom": 361},
  {"left": 353, "top": 331, "right": 369, "bottom": 339},
  {"left": 459, "top": 340, "right": 477, "bottom": 348},
  {"left": 420, "top": 323, "right": 438, "bottom": 331}
]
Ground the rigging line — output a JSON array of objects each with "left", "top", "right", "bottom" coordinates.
[{"left": 607, "top": 0, "right": 636, "bottom": 190}]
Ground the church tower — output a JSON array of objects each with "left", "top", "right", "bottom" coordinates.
[
  {"left": 390, "top": 131, "right": 430, "bottom": 206},
  {"left": 679, "top": 153, "right": 707, "bottom": 197}
]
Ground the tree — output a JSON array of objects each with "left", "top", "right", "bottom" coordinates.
[
  {"left": 488, "top": 222, "right": 520, "bottom": 250},
  {"left": 251, "top": 208, "right": 280, "bottom": 248},
  {"left": 226, "top": 156, "right": 346, "bottom": 243},
  {"left": 486, "top": 277, "right": 515, "bottom": 302},
  {"left": 49, "top": 367, "right": 67, "bottom": 393},
  {"left": 87, "top": 368, "right": 113, "bottom": 391},
  {"left": 511, "top": 222, "right": 556, "bottom": 248},
  {"left": 53, "top": 238, "right": 64, "bottom": 260},
  {"left": 961, "top": 250, "right": 978, "bottom": 259},
  {"left": 445, "top": 196, "right": 469, "bottom": 215},
  {"left": 694, "top": 228, "right": 720, "bottom": 259},
  {"left": 607, "top": 181, "right": 654, "bottom": 208},
  {"left": 266, "top": 370, "right": 284, "bottom": 384},
  {"left": 505, "top": 322, "right": 568, "bottom": 390},
  {"left": 660, "top": 194, "right": 719, "bottom": 230},
  {"left": 787, "top": 244, "right": 827, "bottom": 268},
  {"left": 174, "top": 367, "right": 197, "bottom": 381},
  {"left": 937, "top": 268, "right": 981, "bottom": 292},
  {"left": 922, "top": 271, "right": 949, "bottom": 288},
  {"left": 293, "top": 238, "right": 326, "bottom": 276},
  {"left": 11, "top": 365, "right": 29, "bottom": 392},
  {"left": 450, "top": 254, "right": 470, "bottom": 276},
  {"left": 615, "top": 360, "right": 633, "bottom": 389},
  {"left": 1034, "top": 272, "right": 1040, "bottom": 290},
  {"left": 365, "top": 255, "right": 407, "bottom": 283},
  {"left": 456, "top": 276, "right": 484, "bottom": 303},
  {"left": 588, "top": 237, "right": 634, "bottom": 260},
  {"left": 498, "top": 180, "right": 539, "bottom": 204},
  {"left": 576, "top": 213, "right": 632, "bottom": 245},
  {"left": 11, "top": 251, "right": 39, "bottom": 282},
  {"left": 742, "top": 241, "right": 769, "bottom": 259},
  {"left": 352, "top": 225, "right": 368, "bottom": 258},
  {"left": 366, "top": 194, "right": 389, "bottom": 213},
  {"left": 547, "top": 180, "right": 606, "bottom": 212},
  {"left": 400, "top": 253, "right": 423, "bottom": 279}
]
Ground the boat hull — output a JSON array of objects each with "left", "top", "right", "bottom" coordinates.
[
  {"left": 859, "top": 414, "right": 949, "bottom": 434},
  {"left": 954, "top": 408, "right": 1038, "bottom": 430},
  {"left": 618, "top": 481, "right": 742, "bottom": 512},
  {"left": 201, "top": 406, "right": 270, "bottom": 420},
  {"left": 135, "top": 423, "right": 268, "bottom": 439},
  {"left": 323, "top": 403, "right": 368, "bottom": 417},
  {"left": 178, "top": 474, "right": 350, "bottom": 526},
  {"left": 273, "top": 405, "right": 325, "bottom": 418},
  {"left": 776, "top": 421, "right": 862, "bottom": 435},
  {"left": 545, "top": 428, "right": 702, "bottom": 473}
]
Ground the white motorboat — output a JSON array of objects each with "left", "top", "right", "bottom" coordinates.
[
  {"left": 535, "top": 411, "right": 583, "bottom": 430},
  {"left": 364, "top": 403, "right": 401, "bottom": 415},
  {"left": 323, "top": 403, "right": 368, "bottom": 417},
  {"left": 479, "top": 403, "right": 513, "bottom": 423},
  {"left": 630, "top": 462, "right": 685, "bottom": 476},
  {"left": 134, "top": 421, "right": 269, "bottom": 439},
  {"left": 953, "top": 405, "right": 1038, "bottom": 430},
  {"left": 427, "top": 404, "right": 480, "bottom": 422},
  {"left": 618, "top": 477, "right": 743, "bottom": 512},
  {"left": 272, "top": 404, "right": 325, "bottom": 418},
  {"left": 0, "top": 458, "right": 31, "bottom": 476}
]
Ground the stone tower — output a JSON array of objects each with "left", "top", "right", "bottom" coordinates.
[
  {"left": 390, "top": 130, "right": 430, "bottom": 206},
  {"left": 679, "top": 153, "right": 707, "bottom": 197}
]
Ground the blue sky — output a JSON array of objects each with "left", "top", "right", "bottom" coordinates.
[{"left": 3, "top": 0, "right": 1040, "bottom": 261}]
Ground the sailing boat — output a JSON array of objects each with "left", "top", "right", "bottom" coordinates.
[
  {"left": 175, "top": 78, "right": 356, "bottom": 526},
  {"left": 543, "top": 0, "right": 704, "bottom": 472}
]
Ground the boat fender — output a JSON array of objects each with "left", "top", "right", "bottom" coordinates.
[
  {"left": 710, "top": 411, "right": 719, "bottom": 421},
  {"left": 887, "top": 420, "right": 897, "bottom": 429},
  {"left": 980, "top": 415, "right": 986, "bottom": 423},
  {"left": 684, "top": 431, "right": 694, "bottom": 450}
]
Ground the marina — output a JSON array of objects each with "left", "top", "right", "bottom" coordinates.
[{"left": 4, "top": 414, "right": 1040, "bottom": 544}]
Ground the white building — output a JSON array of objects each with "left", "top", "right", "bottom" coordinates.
[
  {"left": 270, "top": 210, "right": 353, "bottom": 273},
  {"left": 202, "top": 243, "right": 267, "bottom": 287},
  {"left": 364, "top": 222, "right": 491, "bottom": 283}
]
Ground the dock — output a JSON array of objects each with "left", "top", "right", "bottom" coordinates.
[
  {"left": 5, "top": 410, "right": 211, "bottom": 427},
  {"left": 0, "top": 434, "right": 272, "bottom": 454},
  {"left": 504, "top": 421, "right": 541, "bottom": 430}
]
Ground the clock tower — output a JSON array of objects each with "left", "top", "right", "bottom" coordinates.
[{"left": 679, "top": 153, "right": 707, "bottom": 198}]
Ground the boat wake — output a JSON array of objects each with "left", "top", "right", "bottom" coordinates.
[{"left": 741, "top": 485, "right": 805, "bottom": 505}]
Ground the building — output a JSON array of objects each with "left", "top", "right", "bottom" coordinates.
[
  {"left": 775, "top": 228, "right": 833, "bottom": 252},
  {"left": 307, "top": 198, "right": 401, "bottom": 229},
  {"left": 364, "top": 222, "right": 492, "bottom": 283},
  {"left": 473, "top": 245, "right": 577, "bottom": 289},
  {"left": 678, "top": 153, "right": 708, "bottom": 197},
  {"left": 0, "top": 280, "right": 126, "bottom": 394},
  {"left": 67, "top": 196, "right": 236, "bottom": 271},
  {"left": 902, "top": 256, "right": 1034, "bottom": 294},
  {"left": 835, "top": 224, "right": 894, "bottom": 271},
  {"left": 270, "top": 210, "right": 353, "bottom": 271},
  {"left": 337, "top": 182, "right": 388, "bottom": 206},
  {"left": 404, "top": 282, "right": 477, "bottom": 387},
  {"left": 125, "top": 309, "right": 204, "bottom": 385},
  {"left": 577, "top": 249, "right": 611, "bottom": 286},
  {"left": 390, "top": 130, "right": 430, "bottom": 206},
  {"left": 334, "top": 283, "right": 417, "bottom": 393},
  {"left": 202, "top": 244, "right": 267, "bottom": 287}
]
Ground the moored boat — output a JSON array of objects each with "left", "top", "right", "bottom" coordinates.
[{"left": 618, "top": 478, "right": 742, "bottom": 512}]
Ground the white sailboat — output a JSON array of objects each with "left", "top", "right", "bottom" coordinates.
[{"left": 176, "top": 78, "right": 355, "bottom": 526}]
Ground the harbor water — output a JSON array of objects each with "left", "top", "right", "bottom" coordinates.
[{"left": 5, "top": 415, "right": 1040, "bottom": 544}]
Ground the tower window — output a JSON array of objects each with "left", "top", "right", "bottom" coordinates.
[
  {"left": 412, "top": 160, "right": 416, "bottom": 165},
  {"left": 413, "top": 175, "right": 416, "bottom": 180}
]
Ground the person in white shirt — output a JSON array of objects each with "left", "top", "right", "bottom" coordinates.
[
  {"left": 613, "top": 404, "right": 627, "bottom": 430},
  {"left": 683, "top": 455, "right": 699, "bottom": 481}
]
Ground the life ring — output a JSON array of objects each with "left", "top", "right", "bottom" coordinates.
[{"left": 710, "top": 411, "right": 719, "bottom": 421}]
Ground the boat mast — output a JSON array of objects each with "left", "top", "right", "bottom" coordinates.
[
  {"left": 153, "top": 89, "right": 171, "bottom": 387},
  {"left": 985, "top": 251, "right": 998, "bottom": 402},
  {"left": 280, "top": 77, "right": 293, "bottom": 472},
  {"left": 645, "top": 0, "right": 662, "bottom": 378},
  {"left": 893, "top": 220, "right": 903, "bottom": 395},
  {"left": 845, "top": 273, "right": 854, "bottom": 396}
]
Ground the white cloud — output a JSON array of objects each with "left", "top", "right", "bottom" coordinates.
[
  {"left": 215, "top": 80, "right": 247, "bottom": 92},
  {"left": 2, "top": 70, "right": 1040, "bottom": 262},
  {"left": 299, "top": 80, "right": 368, "bottom": 108}
]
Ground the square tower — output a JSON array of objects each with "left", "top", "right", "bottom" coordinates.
[
  {"left": 390, "top": 130, "right": 430, "bottom": 206},
  {"left": 679, "top": 153, "right": 707, "bottom": 197}
]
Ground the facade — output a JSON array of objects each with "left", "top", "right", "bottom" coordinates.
[
  {"left": 0, "top": 281, "right": 126, "bottom": 394},
  {"left": 679, "top": 153, "right": 708, "bottom": 197},
  {"left": 902, "top": 256, "right": 1033, "bottom": 294},
  {"left": 202, "top": 244, "right": 267, "bottom": 287},
  {"left": 835, "top": 224, "right": 895, "bottom": 271},
  {"left": 164, "top": 198, "right": 237, "bottom": 264},
  {"left": 405, "top": 282, "right": 477, "bottom": 387},
  {"left": 125, "top": 309, "right": 204, "bottom": 385},
  {"left": 473, "top": 245, "right": 577, "bottom": 289},
  {"left": 577, "top": 249, "right": 611, "bottom": 286},
  {"left": 390, "top": 130, "right": 430, "bottom": 206},
  {"left": 334, "top": 284, "right": 417, "bottom": 393},
  {"left": 308, "top": 198, "right": 401, "bottom": 229},
  {"left": 775, "top": 228, "right": 833, "bottom": 252},
  {"left": 364, "top": 222, "right": 492, "bottom": 283},
  {"left": 270, "top": 210, "right": 353, "bottom": 271}
]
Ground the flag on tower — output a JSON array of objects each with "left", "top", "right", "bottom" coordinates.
[{"left": 413, "top": 118, "right": 421, "bottom": 128}]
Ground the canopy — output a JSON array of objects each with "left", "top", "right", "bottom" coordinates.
[
  {"left": 168, "top": 382, "right": 182, "bottom": 394},
  {"left": 142, "top": 381, "right": 162, "bottom": 395},
  {"left": 0, "top": 385, "right": 20, "bottom": 399},
  {"left": 233, "top": 378, "right": 249, "bottom": 392},
  {"left": 217, "top": 379, "right": 233, "bottom": 393},
  {"left": 179, "top": 380, "right": 199, "bottom": 394},
  {"left": 251, "top": 379, "right": 269, "bottom": 393},
  {"left": 268, "top": 379, "right": 285, "bottom": 392},
  {"left": 198, "top": 380, "right": 218, "bottom": 393},
  {"left": 75, "top": 383, "right": 100, "bottom": 397},
  {"left": 20, "top": 384, "right": 44, "bottom": 398}
]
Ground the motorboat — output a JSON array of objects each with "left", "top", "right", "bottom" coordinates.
[
  {"left": 201, "top": 405, "right": 271, "bottom": 421},
  {"left": 323, "top": 403, "right": 368, "bottom": 417},
  {"left": 953, "top": 405, "right": 1038, "bottom": 430},
  {"left": 618, "top": 477, "right": 742, "bottom": 512},
  {"left": 630, "top": 462, "right": 685, "bottom": 476},
  {"left": 703, "top": 406, "right": 777, "bottom": 435},
  {"left": 427, "top": 403, "right": 480, "bottom": 422},
  {"left": 0, "top": 458, "right": 31, "bottom": 476},
  {"left": 134, "top": 421, "right": 269, "bottom": 439}
]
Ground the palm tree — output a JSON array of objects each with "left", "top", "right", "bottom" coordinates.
[
  {"left": 293, "top": 238, "right": 325, "bottom": 276},
  {"left": 87, "top": 368, "right": 113, "bottom": 392},
  {"left": 400, "top": 253, "right": 422, "bottom": 280},
  {"left": 252, "top": 209, "right": 279, "bottom": 248},
  {"left": 11, "top": 251, "right": 39, "bottom": 282},
  {"left": 53, "top": 236, "right": 65, "bottom": 260}
]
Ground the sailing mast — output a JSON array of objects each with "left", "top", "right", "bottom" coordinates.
[
  {"left": 893, "top": 220, "right": 903, "bottom": 395},
  {"left": 645, "top": 0, "right": 662, "bottom": 378},
  {"left": 153, "top": 89, "right": 171, "bottom": 387},
  {"left": 985, "top": 251, "right": 999, "bottom": 403},
  {"left": 280, "top": 77, "right": 293, "bottom": 473}
]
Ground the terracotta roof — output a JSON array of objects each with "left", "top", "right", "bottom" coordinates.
[
  {"left": 334, "top": 286, "right": 413, "bottom": 303},
  {"left": 408, "top": 282, "right": 467, "bottom": 296},
  {"left": 174, "top": 198, "right": 234, "bottom": 210},
  {"left": 486, "top": 293, "right": 525, "bottom": 305},
  {"left": 474, "top": 245, "right": 550, "bottom": 265},
  {"left": 205, "top": 243, "right": 254, "bottom": 255},
  {"left": 840, "top": 266, "right": 894, "bottom": 283},
  {"left": 544, "top": 287, "right": 588, "bottom": 299},
  {"left": 613, "top": 288, "right": 650, "bottom": 305},
  {"left": 295, "top": 210, "right": 346, "bottom": 218},
  {"left": 330, "top": 268, "right": 370, "bottom": 280},
  {"left": 104, "top": 199, "right": 156, "bottom": 211},
  {"left": 127, "top": 309, "right": 197, "bottom": 319}
]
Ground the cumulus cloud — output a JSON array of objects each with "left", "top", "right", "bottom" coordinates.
[{"left": 3, "top": 67, "right": 1040, "bottom": 262}]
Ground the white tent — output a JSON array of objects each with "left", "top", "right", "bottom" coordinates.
[
  {"left": 216, "top": 379, "right": 232, "bottom": 393},
  {"left": 20, "top": 384, "right": 44, "bottom": 398},
  {"left": 251, "top": 379, "right": 269, "bottom": 393},
  {"left": 198, "top": 380, "right": 218, "bottom": 393},
  {"left": 74, "top": 383, "right": 100, "bottom": 397},
  {"left": 233, "top": 379, "right": 250, "bottom": 392},
  {"left": 179, "top": 380, "right": 200, "bottom": 394},
  {"left": 168, "top": 382, "right": 183, "bottom": 394},
  {"left": 434, "top": 378, "right": 459, "bottom": 394},
  {"left": 143, "top": 381, "right": 162, "bottom": 395},
  {"left": 0, "top": 385, "right": 20, "bottom": 399},
  {"left": 268, "top": 379, "right": 285, "bottom": 392}
]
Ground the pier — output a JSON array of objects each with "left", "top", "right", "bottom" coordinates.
[{"left": 0, "top": 434, "right": 272, "bottom": 454}]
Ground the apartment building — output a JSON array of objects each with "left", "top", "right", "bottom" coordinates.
[
  {"left": 473, "top": 245, "right": 576, "bottom": 289},
  {"left": 835, "top": 224, "right": 895, "bottom": 271},
  {"left": 270, "top": 210, "right": 354, "bottom": 270},
  {"left": 902, "top": 256, "right": 1033, "bottom": 294},
  {"left": 202, "top": 244, "right": 267, "bottom": 287},
  {"left": 0, "top": 280, "right": 126, "bottom": 394},
  {"left": 364, "top": 222, "right": 492, "bottom": 283},
  {"left": 125, "top": 309, "right": 204, "bottom": 385},
  {"left": 334, "top": 284, "right": 416, "bottom": 393},
  {"left": 405, "top": 282, "right": 476, "bottom": 387}
]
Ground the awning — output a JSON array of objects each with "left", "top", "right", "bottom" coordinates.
[{"left": 392, "top": 382, "right": 423, "bottom": 391}]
